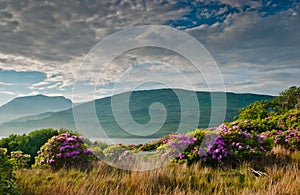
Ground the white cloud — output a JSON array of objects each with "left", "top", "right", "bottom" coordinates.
[
  {"left": 0, "top": 90, "right": 16, "bottom": 95},
  {"left": 0, "top": 0, "right": 299, "bottom": 103},
  {"left": 0, "top": 82, "right": 13, "bottom": 86}
]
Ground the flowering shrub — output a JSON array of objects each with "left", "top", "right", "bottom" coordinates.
[
  {"left": 196, "top": 133, "right": 230, "bottom": 163},
  {"left": 103, "top": 144, "right": 132, "bottom": 163},
  {"left": 273, "top": 128, "right": 300, "bottom": 151},
  {"left": 0, "top": 148, "right": 22, "bottom": 195},
  {"left": 276, "top": 109, "right": 300, "bottom": 130},
  {"left": 10, "top": 151, "right": 31, "bottom": 169},
  {"left": 0, "top": 147, "right": 6, "bottom": 155},
  {"left": 157, "top": 133, "right": 196, "bottom": 161},
  {"left": 34, "top": 133, "right": 96, "bottom": 170},
  {"left": 0, "top": 129, "right": 63, "bottom": 166},
  {"left": 136, "top": 135, "right": 169, "bottom": 151},
  {"left": 157, "top": 124, "right": 274, "bottom": 165},
  {"left": 219, "top": 124, "right": 273, "bottom": 161},
  {"left": 224, "top": 119, "right": 272, "bottom": 133}
]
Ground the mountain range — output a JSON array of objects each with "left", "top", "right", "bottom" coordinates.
[
  {"left": 0, "top": 95, "right": 72, "bottom": 124},
  {"left": 0, "top": 89, "right": 274, "bottom": 138}
]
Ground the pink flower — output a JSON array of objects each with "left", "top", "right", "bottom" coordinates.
[{"left": 178, "top": 153, "right": 185, "bottom": 159}]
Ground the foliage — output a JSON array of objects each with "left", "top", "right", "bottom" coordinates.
[
  {"left": 157, "top": 123, "right": 274, "bottom": 166},
  {"left": 236, "top": 100, "right": 272, "bottom": 120},
  {"left": 0, "top": 148, "right": 22, "bottom": 195},
  {"left": 9, "top": 151, "right": 31, "bottom": 169},
  {"left": 219, "top": 123, "right": 273, "bottom": 160},
  {"left": 275, "top": 108, "right": 300, "bottom": 130},
  {"left": 273, "top": 128, "right": 300, "bottom": 151},
  {"left": 103, "top": 144, "right": 132, "bottom": 163},
  {"left": 157, "top": 134, "right": 196, "bottom": 161},
  {"left": 236, "top": 86, "right": 300, "bottom": 121},
  {"left": 0, "top": 128, "right": 61, "bottom": 165},
  {"left": 196, "top": 132, "right": 230, "bottom": 163},
  {"left": 136, "top": 135, "right": 169, "bottom": 151},
  {"left": 34, "top": 133, "right": 96, "bottom": 170},
  {"left": 272, "top": 86, "right": 300, "bottom": 113}
]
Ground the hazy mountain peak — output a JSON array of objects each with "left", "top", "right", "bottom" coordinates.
[{"left": 0, "top": 94, "right": 72, "bottom": 124}]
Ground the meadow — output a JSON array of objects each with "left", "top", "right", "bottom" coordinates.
[{"left": 15, "top": 146, "right": 299, "bottom": 195}]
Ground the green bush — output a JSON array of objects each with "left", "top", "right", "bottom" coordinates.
[
  {"left": 34, "top": 133, "right": 96, "bottom": 170},
  {"left": 220, "top": 125, "right": 273, "bottom": 161},
  {"left": 272, "top": 128, "right": 300, "bottom": 151},
  {"left": 103, "top": 144, "right": 132, "bottom": 163},
  {"left": 0, "top": 128, "right": 60, "bottom": 165},
  {"left": 157, "top": 125, "right": 274, "bottom": 166},
  {"left": 136, "top": 135, "right": 170, "bottom": 151},
  {"left": 9, "top": 151, "right": 31, "bottom": 169},
  {"left": 0, "top": 148, "right": 22, "bottom": 195}
]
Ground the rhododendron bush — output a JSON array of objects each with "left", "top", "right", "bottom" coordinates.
[
  {"left": 103, "top": 144, "right": 133, "bottom": 163},
  {"left": 157, "top": 123, "right": 274, "bottom": 165},
  {"left": 34, "top": 133, "right": 96, "bottom": 170},
  {"left": 0, "top": 148, "right": 21, "bottom": 194}
]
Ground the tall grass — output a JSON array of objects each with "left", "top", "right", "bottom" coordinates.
[{"left": 16, "top": 147, "right": 300, "bottom": 195}]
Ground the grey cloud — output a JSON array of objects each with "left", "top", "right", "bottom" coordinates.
[
  {"left": 186, "top": 9, "right": 300, "bottom": 74},
  {"left": 0, "top": 0, "right": 184, "bottom": 63},
  {"left": 0, "top": 0, "right": 186, "bottom": 93},
  {"left": 0, "top": 0, "right": 299, "bottom": 98}
]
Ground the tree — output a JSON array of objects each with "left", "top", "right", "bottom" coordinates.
[
  {"left": 0, "top": 129, "right": 60, "bottom": 165},
  {"left": 272, "top": 86, "right": 300, "bottom": 113},
  {"left": 236, "top": 86, "right": 300, "bottom": 120},
  {"left": 235, "top": 100, "right": 272, "bottom": 120}
]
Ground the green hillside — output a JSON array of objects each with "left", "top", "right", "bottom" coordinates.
[{"left": 0, "top": 89, "right": 273, "bottom": 138}]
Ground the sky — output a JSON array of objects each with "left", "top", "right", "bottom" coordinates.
[{"left": 0, "top": 0, "right": 300, "bottom": 105}]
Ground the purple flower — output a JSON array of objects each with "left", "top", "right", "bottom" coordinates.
[
  {"left": 233, "top": 125, "right": 239, "bottom": 130},
  {"left": 83, "top": 148, "right": 94, "bottom": 154},
  {"left": 178, "top": 153, "right": 185, "bottom": 159},
  {"left": 243, "top": 133, "right": 251, "bottom": 138}
]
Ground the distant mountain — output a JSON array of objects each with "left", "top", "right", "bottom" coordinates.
[
  {"left": 0, "top": 95, "right": 72, "bottom": 124},
  {"left": 0, "top": 89, "right": 273, "bottom": 138}
]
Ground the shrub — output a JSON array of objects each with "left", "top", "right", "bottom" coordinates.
[
  {"left": 34, "top": 133, "right": 96, "bottom": 170},
  {"left": 136, "top": 135, "right": 170, "bottom": 151},
  {"left": 103, "top": 144, "right": 132, "bottom": 163},
  {"left": 236, "top": 100, "right": 272, "bottom": 120},
  {"left": 219, "top": 124, "right": 273, "bottom": 161},
  {"left": 157, "top": 124, "right": 274, "bottom": 166},
  {"left": 157, "top": 133, "right": 196, "bottom": 161},
  {"left": 196, "top": 132, "right": 230, "bottom": 163},
  {"left": 273, "top": 128, "right": 300, "bottom": 151},
  {"left": 272, "top": 86, "right": 300, "bottom": 113},
  {"left": 0, "top": 128, "right": 61, "bottom": 165},
  {"left": 0, "top": 148, "right": 22, "bottom": 195},
  {"left": 10, "top": 151, "right": 31, "bottom": 169}
]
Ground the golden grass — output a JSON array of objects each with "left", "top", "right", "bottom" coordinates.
[{"left": 16, "top": 147, "right": 300, "bottom": 195}]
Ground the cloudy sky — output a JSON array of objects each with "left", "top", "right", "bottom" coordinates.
[{"left": 0, "top": 0, "right": 299, "bottom": 105}]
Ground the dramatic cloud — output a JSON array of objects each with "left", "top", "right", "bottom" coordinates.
[{"left": 0, "top": 0, "right": 299, "bottom": 104}]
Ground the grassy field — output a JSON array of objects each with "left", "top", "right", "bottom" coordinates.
[{"left": 15, "top": 147, "right": 300, "bottom": 195}]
